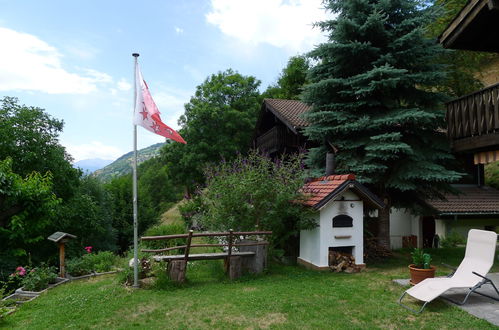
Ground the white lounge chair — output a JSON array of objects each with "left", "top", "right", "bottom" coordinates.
[{"left": 399, "top": 229, "right": 499, "bottom": 313}]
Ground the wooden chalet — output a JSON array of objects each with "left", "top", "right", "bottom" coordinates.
[
  {"left": 440, "top": 0, "right": 499, "bottom": 169},
  {"left": 253, "top": 99, "right": 313, "bottom": 156}
]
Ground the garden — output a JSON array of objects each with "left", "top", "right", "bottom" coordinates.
[{"left": 1, "top": 248, "right": 497, "bottom": 329}]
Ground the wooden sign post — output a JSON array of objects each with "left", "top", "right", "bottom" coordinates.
[{"left": 48, "top": 232, "right": 76, "bottom": 278}]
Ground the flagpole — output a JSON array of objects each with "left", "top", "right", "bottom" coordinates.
[{"left": 132, "top": 52, "right": 140, "bottom": 288}]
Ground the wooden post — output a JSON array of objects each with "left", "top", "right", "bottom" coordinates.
[
  {"left": 184, "top": 230, "right": 193, "bottom": 264},
  {"left": 228, "top": 256, "right": 242, "bottom": 280},
  {"left": 58, "top": 242, "right": 65, "bottom": 278},
  {"left": 226, "top": 229, "right": 233, "bottom": 273}
]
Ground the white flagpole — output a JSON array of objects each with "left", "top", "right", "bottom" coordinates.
[{"left": 132, "top": 52, "right": 140, "bottom": 288}]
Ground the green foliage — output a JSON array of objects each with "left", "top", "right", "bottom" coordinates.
[
  {"left": 66, "top": 251, "right": 118, "bottom": 276},
  {"left": 411, "top": 248, "right": 432, "bottom": 269},
  {"left": 187, "top": 151, "right": 315, "bottom": 254},
  {"left": 440, "top": 231, "right": 465, "bottom": 248},
  {"left": 485, "top": 161, "right": 499, "bottom": 190},
  {"left": 21, "top": 265, "right": 57, "bottom": 292},
  {"left": 263, "top": 55, "right": 310, "bottom": 100},
  {"left": 302, "top": 0, "right": 462, "bottom": 246},
  {"left": 141, "top": 223, "right": 186, "bottom": 251},
  {"left": 0, "top": 158, "right": 59, "bottom": 263},
  {"left": 179, "top": 195, "right": 205, "bottom": 229},
  {"left": 93, "top": 143, "right": 165, "bottom": 181},
  {"left": 161, "top": 69, "right": 261, "bottom": 191},
  {"left": 53, "top": 176, "right": 117, "bottom": 255},
  {"left": 0, "top": 97, "right": 81, "bottom": 200}
]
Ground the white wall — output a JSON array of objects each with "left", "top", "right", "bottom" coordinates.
[
  {"left": 389, "top": 208, "right": 420, "bottom": 249},
  {"left": 299, "top": 190, "right": 364, "bottom": 267},
  {"left": 299, "top": 214, "right": 321, "bottom": 265}
]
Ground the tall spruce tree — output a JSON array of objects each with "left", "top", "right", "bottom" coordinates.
[{"left": 302, "top": 0, "right": 461, "bottom": 248}]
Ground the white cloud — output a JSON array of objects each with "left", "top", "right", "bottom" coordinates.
[
  {"left": 152, "top": 86, "right": 192, "bottom": 130},
  {"left": 206, "top": 0, "right": 327, "bottom": 53},
  {"left": 175, "top": 26, "right": 184, "bottom": 34},
  {"left": 0, "top": 27, "right": 111, "bottom": 94},
  {"left": 117, "top": 78, "right": 132, "bottom": 91},
  {"left": 65, "top": 141, "right": 124, "bottom": 162}
]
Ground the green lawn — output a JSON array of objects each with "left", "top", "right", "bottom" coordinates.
[{"left": 2, "top": 249, "right": 497, "bottom": 329}]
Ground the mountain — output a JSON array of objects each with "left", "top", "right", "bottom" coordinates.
[
  {"left": 93, "top": 142, "right": 166, "bottom": 181},
  {"left": 74, "top": 158, "right": 114, "bottom": 174}
]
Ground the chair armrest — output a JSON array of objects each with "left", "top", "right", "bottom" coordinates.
[{"left": 472, "top": 271, "right": 488, "bottom": 280}]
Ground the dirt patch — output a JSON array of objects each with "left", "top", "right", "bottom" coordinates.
[
  {"left": 257, "top": 313, "right": 287, "bottom": 328},
  {"left": 242, "top": 287, "right": 257, "bottom": 292}
]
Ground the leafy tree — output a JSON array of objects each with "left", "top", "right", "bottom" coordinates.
[
  {"left": 303, "top": 0, "right": 461, "bottom": 248},
  {"left": 183, "top": 150, "right": 314, "bottom": 256},
  {"left": 427, "top": 0, "right": 497, "bottom": 96},
  {"left": 0, "top": 97, "right": 81, "bottom": 200},
  {"left": 52, "top": 176, "right": 117, "bottom": 257},
  {"left": 263, "top": 55, "right": 311, "bottom": 100},
  {"left": 105, "top": 157, "right": 181, "bottom": 252},
  {"left": 0, "top": 158, "right": 59, "bottom": 271},
  {"left": 161, "top": 69, "right": 261, "bottom": 191}
]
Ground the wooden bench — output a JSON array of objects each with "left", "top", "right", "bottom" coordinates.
[{"left": 141, "top": 229, "right": 271, "bottom": 282}]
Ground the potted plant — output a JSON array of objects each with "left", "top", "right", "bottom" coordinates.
[{"left": 409, "top": 248, "right": 435, "bottom": 285}]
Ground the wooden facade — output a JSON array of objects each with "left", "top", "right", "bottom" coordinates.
[
  {"left": 446, "top": 82, "right": 499, "bottom": 153},
  {"left": 440, "top": 0, "right": 499, "bottom": 158},
  {"left": 253, "top": 99, "right": 312, "bottom": 156}
]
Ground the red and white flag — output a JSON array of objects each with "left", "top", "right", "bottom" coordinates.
[{"left": 133, "top": 64, "right": 186, "bottom": 144}]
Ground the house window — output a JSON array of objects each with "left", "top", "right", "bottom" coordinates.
[{"left": 332, "top": 215, "right": 353, "bottom": 228}]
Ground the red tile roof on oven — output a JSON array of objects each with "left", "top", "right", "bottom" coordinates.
[
  {"left": 264, "top": 99, "right": 310, "bottom": 131},
  {"left": 299, "top": 174, "right": 384, "bottom": 210},
  {"left": 427, "top": 185, "right": 499, "bottom": 215}
]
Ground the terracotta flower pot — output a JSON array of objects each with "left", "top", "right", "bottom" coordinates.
[{"left": 409, "top": 264, "right": 435, "bottom": 285}]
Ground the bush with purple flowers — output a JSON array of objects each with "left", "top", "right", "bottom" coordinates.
[{"left": 182, "top": 150, "right": 315, "bottom": 255}]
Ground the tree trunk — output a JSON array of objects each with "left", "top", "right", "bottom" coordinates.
[{"left": 377, "top": 199, "right": 391, "bottom": 250}]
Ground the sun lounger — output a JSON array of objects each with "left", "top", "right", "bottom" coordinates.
[{"left": 399, "top": 229, "right": 499, "bottom": 313}]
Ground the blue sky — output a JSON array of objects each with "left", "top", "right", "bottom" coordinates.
[{"left": 0, "top": 0, "right": 327, "bottom": 161}]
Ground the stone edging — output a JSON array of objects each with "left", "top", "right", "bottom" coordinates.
[{"left": 1, "top": 270, "right": 119, "bottom": 316}]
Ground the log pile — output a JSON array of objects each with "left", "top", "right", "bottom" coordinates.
[{"left": 329, "top": 251, "right": 362, "bottom": 273}]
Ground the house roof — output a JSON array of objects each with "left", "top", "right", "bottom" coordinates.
[
  {"left": 427, "top": 184, "right": 499, "bottom": 215},
  {"left": 263, "top": 99, "right": 310, "bottom": 133},
  {"left": 439, "top": 0, "right": 499, "bottom": 52},
  {"left": 300, "top": 174, "right": 384, "bottom": 210}
]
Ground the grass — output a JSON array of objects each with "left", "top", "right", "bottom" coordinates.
[
  {"left": 2, "top": 248, "right": 497, "bottom": 329},
  {"left": 159, "top": 201, "right": 184, "bottom": 226}
]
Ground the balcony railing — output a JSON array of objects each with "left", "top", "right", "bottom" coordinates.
[
  {"left": 256, "top": 126, "right": 300, "bottom": 153},
  {"left": 446, "top": 82, "right": 499, "bottom": 152}
]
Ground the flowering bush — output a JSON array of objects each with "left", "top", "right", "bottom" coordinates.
[
  {"left": 66, "top": 251, "right": 118, "bottom": 276},
  {"left": 182, "top": 151, "right": 315, "bottom": 255},
  {"left": 84, "top": 246, "right": 93, "bottom": 253},
  {"left": 21, "top": 265, "right": 57, "bottom": 292}
]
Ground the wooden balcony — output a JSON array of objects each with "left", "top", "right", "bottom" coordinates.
[
  {"left": 255, "top": 126, "right": 301, "bottom": 154},
  {"left": 446, "top": 82, "right": 499, "bottom": 153}
]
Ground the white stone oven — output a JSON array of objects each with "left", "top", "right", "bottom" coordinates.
[{"left": 297, "top": 174, "right": 384, "bottom": 270}]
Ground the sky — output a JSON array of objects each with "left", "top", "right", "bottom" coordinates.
[{"left": 0, "top": 0, "right": 328, "bottom": 162}]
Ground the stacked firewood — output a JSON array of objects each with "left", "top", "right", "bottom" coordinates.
[{"left": 329, "top": 251, "right": 362, "bottom": 273}]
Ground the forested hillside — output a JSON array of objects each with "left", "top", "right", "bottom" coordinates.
[{"left": 93, "top": 142, "right": 166, "bottom": 181}]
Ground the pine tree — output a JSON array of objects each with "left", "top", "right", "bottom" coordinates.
[{"left": 302, "top": 0, "right": 461, "bottom": 248}]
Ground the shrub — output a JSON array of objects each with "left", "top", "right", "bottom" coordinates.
[
  {"left": 141, "top": 223, "right": 187, "bottom": 251},
  {"left": 65, "top": 257, "right": 92, "bottom": 277},
  {"left": 186, "top": 150, "right": 315, "bottom": 255},
  {"left": 411, "top": 248, "right": 432, "bottom": 269},
  {"left": 21, "top": 265, "right": 57, "bottom": 292},
  {"left": 66, "top": 251, "right": 118, "bottom": 276},
  {"left": 440, "top": 231, "right": 466, "bottom": 248}
]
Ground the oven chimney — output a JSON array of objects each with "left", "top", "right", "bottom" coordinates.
[{"left": 325, "top": 152, "right": 335, "bottom": 176}]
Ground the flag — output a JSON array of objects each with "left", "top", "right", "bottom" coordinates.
[{"left": 133, "top": 64, "right": 186, "bottom": 144}]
